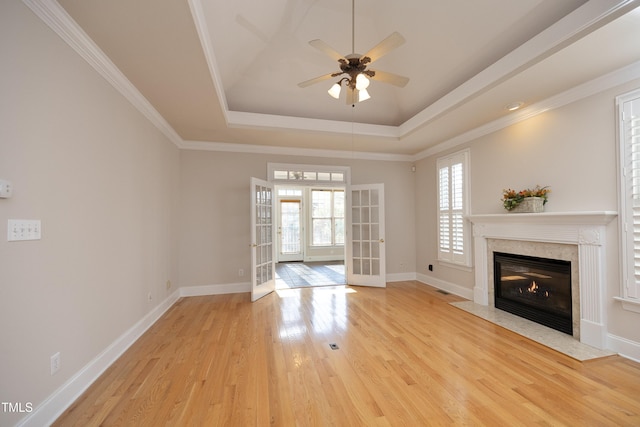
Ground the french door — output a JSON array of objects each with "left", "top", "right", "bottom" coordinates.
[
  {"left": 347, "top": 183, "right": 386, "bottom": 287},
  {"left": 250, "top": 178, "right": 275, "bottom": 301}
]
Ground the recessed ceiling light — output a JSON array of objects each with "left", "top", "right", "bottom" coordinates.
[{"left": 505, "top": 101, "right": 524, "bottom": 111}]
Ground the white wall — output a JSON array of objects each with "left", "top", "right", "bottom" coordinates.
[
  {"left": 415, "top": 77, "right": 640, "bottom": 352},
  {"left": 0, "top": 2, "right": 180, "bottom": 426}
]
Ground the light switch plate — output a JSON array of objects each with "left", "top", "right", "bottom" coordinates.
[{"left": 8, "top": 219, "right": 41, "bottom": 241}]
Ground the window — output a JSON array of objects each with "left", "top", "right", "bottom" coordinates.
[
  {"left": 268, "top": 163, "right": 349, "bottom": 185},
  {"left": 311, "top": 189, "right": 344, "bottom": 246},
  {"left": 437, "top": 150, "right": 471, "bottom": 266},
  {"left": 618, "top": 89, "right": 640, "bottom": 306}
]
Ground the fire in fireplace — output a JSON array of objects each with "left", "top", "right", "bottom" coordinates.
[{"left": 494, "top": 252, "right": 572, "bottom": 335}]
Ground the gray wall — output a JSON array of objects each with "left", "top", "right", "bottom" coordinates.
[{"left": 0, "top": 3, "right": 180, "bottom": 425}]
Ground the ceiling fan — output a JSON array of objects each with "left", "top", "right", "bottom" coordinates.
[{"left": 298, "top": 0, "right": 409, "bottom": 104}]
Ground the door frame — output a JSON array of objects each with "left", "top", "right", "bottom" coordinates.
[{"left": 264, "top": 164, "right": 386, "bottom": 288}]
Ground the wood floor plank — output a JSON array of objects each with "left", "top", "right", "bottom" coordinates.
[{"left": 54, "top": 282, "right": 640, "bottom": 426}]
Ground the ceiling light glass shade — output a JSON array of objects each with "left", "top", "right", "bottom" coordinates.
[
  {"left": 328, "top": 83, "right": 342, "bottom": 99},
  {"left": 355, "top": 73, "right": 370, "bottom": 90},
  {"left": 357, "top": 88, "right": 370, "bottom": 102}
]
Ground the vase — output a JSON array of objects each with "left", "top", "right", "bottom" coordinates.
[{"left": 509, "top": 197, "right": 545, "bottom": 213}]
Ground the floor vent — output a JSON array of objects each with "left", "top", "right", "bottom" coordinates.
[{"left": 436, "top": 289, "right": 450, "bottom": 295}]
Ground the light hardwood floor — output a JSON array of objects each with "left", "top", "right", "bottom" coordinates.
[{"left": 54, "top": 281, "right": 640, "bottom": 426}]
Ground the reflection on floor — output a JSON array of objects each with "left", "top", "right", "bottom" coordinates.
[{"left": 276, "top": 261, "right": 346, "bottom": 289}]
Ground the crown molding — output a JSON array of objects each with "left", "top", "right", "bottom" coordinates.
[
  {"left": 413, "top": 59, "right": 640, "bottom": 161},
  {"left": 187, "top": 0, "right": 230, "bottom": 123},
  {"left": 226, "top": 111, "right": 400, "bottom": 139},
  {"left": 180, "top": 140, "right": 414, "bottom": 162},
  {"left": 21, "top": 0, "right": 183, "bottom": 147},
  {"left": 188, "top": 0, "right": 639, "bottom": 140},
  {"left": 401, "top": 0, "right": 640, "bottom": 138},
  {"left": 22, "top": 0, "right": 640, "bottom": 163}
]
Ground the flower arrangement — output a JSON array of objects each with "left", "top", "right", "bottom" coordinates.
[{"left": 502, "top": 185, "right": 550, "bottom": 211}]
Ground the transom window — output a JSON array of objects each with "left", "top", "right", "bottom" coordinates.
[{"left": 268, "top": 163, "right": 349, "bottom": 185}]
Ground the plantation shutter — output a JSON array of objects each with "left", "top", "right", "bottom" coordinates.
[
  {"left": 622, "top": 94, "right": 640, "bottom": 299},
  {"left": 438, "top": 166, "right": 450, "bottom": 256},
  {"left": 451, "top": 162, "right": 464, "bottom": 257},
  {"left": 437, "top": 151, "right": 469, "bottom": 265}
]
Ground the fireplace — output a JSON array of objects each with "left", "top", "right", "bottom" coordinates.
[
  {"left": 468, "top": 212, "right": 617, "bottom": 349},
  {"left": 494, "top": 252, "right": 572, "bottom": 335}
]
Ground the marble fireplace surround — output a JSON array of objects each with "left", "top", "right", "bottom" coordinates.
[{"left": 467, "top": 212, "right": 617, "bottom": 350}]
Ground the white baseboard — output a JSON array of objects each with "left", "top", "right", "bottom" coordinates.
[
  {"left": 386, "top": 272, "right": 417, "bottom": 282},
  {"left": 180, "top": 281, "right": 250, "bottom": 297},
  {"left": 17, "top": 290, "right": 181, "bottom": 427},
  {"left": 608, "top": 333, "right": 640, "bottom": 362},
  {"left": 18, "top": 281, "right": 251, "bottom": 426},
  {"left": 415, "top": 272, "right": 474, "bottom": 300}
]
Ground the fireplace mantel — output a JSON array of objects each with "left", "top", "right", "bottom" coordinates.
[
  {"left": 467, "top": 211, "right": 617, "bottom": 226},
  {"left": 467, "top": 211, "right": 617, "bottom": 349}
]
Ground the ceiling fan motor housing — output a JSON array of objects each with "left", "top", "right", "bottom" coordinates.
[{"left": 336, "top": 55, "right": 375, "bottom": 89}]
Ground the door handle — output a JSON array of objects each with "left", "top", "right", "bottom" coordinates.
[{"left": 379, "top": 238, "right": 385, "bottom": 243}]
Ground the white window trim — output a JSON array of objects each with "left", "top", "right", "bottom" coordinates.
[
  {"left": 268, "top": 163, "right": 350, "bottom": 186},
  {"left": 436, "top": 149, "right": 472, "bottom": 268},
  {"left": 616, "top": 87, "right": 640, "bottom": 311}
]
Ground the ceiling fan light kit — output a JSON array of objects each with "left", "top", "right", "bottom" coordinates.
[{"left": 299, "top": 0, "right": 409, "bottom": 104}]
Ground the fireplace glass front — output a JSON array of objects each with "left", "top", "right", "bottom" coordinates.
[{"left": 494, "top": 252, "right": 572, "bottom": 335}]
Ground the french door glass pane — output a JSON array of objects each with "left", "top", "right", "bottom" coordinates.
[
  {"left": 361, "top": 190, "right": 369, "bottom": 205},
  {"left": 353, "top": 259, "right": 361, "bottom": 274},
  {"left": 363, "top": 224, "right": 370, "bottom": 240},
  {"left": 352, "top": 224, "right": 360, "bottom": 240},
  {"left": 370, "top": 189, "right": 379, "bottom": 206},
  {"left": 372, "top": 259, "right": 380, "bottom": 275},
  {"left": 352, "top": 207, "right": 360, "bottom": 223}
]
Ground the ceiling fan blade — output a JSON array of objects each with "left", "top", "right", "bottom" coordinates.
[
  {"left": 370, "top": 70, "right": 409, "bottom": 87},
  {"left": 362, "top": 31, "right": 405, "bottom": 64},
  {"left": 309, "top": 39, "right": 345, "bottom": 62},
  {"left": 297, "top": 73, "right": 335, "bottom": 88}
]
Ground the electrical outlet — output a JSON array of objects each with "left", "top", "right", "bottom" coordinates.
[
  {"left": 50, "top": 352, "right": 60, "bottom": 375},
  {"left": 428, "top": 264, "right": 433, "bottom": 271},
  {"left": 238, "top": 268, "right": 244, "bottom": 277},
  {"left": 0, "top": 179, "right": 12, "bottom": 198}
]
